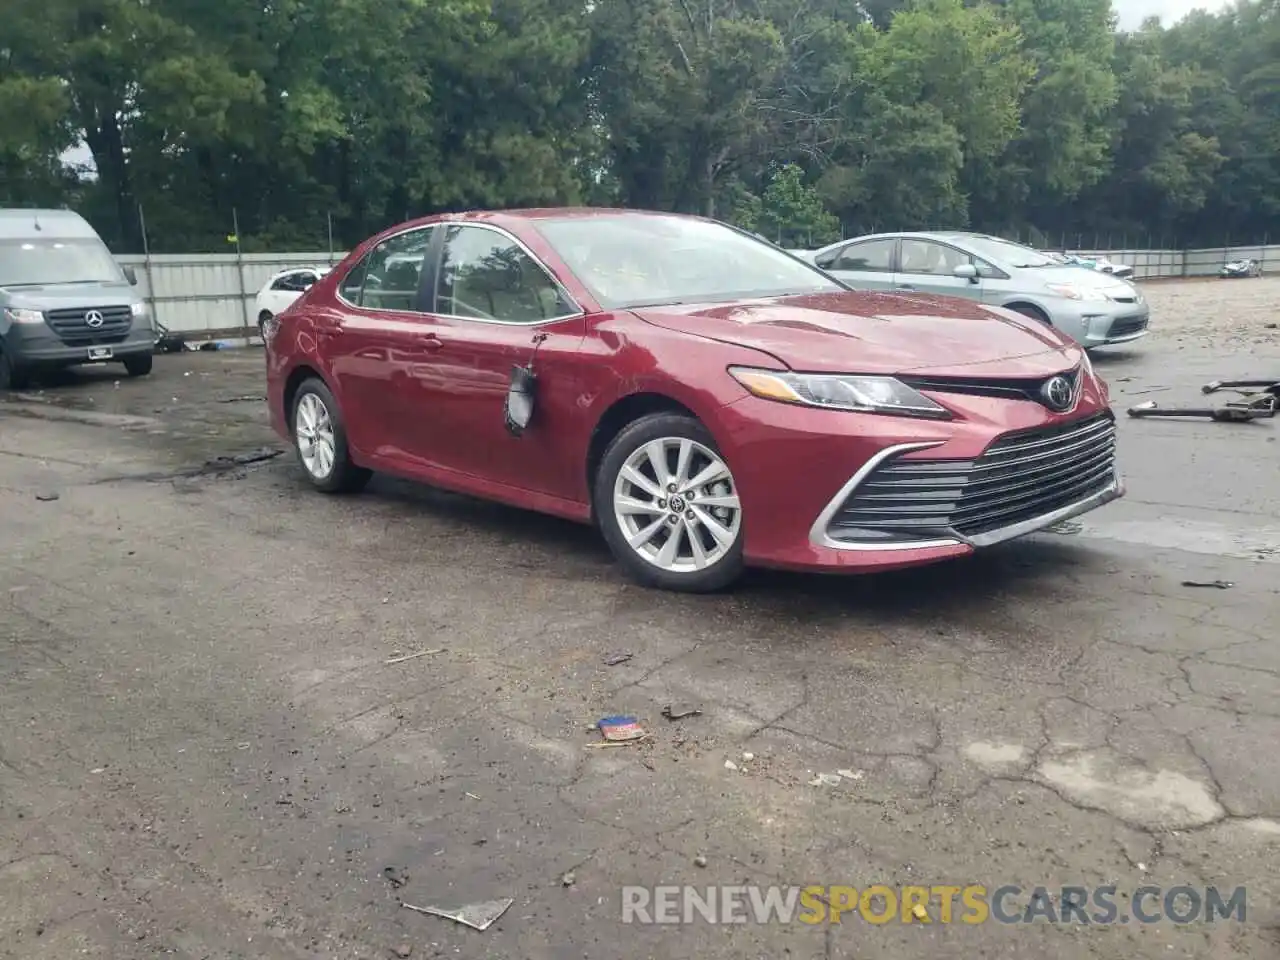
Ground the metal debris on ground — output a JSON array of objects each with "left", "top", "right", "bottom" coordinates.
[
  {"left": 724, "top": 759, "right": 739, "bottom": 771},
  {"left": 561, "top": 872, "right": 576, "bottom": 887},
  {"left": 401, "top": 898, "right": 515, "bottom": 931},
  {"left": 1127, "top": 397, "right": 1276, "bottom": 422},
  {"left": 384, "top": 648, "right": 444, "bottom": 665},
  {"left": 661, "top": 704, "right": 702, "bottom": 721},
  {"left": 597, "top": 716, "right": 646, "bottom": 742},
  {"left": 1181, "top": 579, "right": 1234, "bottom": 589},
  {"left": 217, "top": 395, "right": 265, "bottom": 403},
  {"left": 603, "top": 652, "right": 633, "bottom": 666},
  {"left": 34, "top": 492, "right": 60, "bottom": 502}
]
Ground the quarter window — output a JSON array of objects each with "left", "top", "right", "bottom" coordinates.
[
  {"left": 359, "top": 228, "right": 435, "bottom": 312},
  {"left": 435, "top": 225, "right": 575, "bottom": 323},
  {"left": 832, "top": 239, "right": 896, "bottom": 272}
]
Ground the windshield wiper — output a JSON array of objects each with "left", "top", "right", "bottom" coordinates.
[{"left": 0, "top": 282, "right": 48, "bottom": 288}]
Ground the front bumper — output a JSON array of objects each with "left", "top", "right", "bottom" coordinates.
[
  {"left": 1053, "top": 300, "right": 1150, "bottom": 346},
  {"left": 3, "top": 319, "right": 154, "bottom": 364},
  {"left": 715, "top": 386, "right": 1122, "bottom": 573}
]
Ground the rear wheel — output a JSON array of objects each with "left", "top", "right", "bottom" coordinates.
[
  {"left": 291, "top": 377, "right": 372, "bottom": 494},
  {"left": 0, "top": 347, "right": 32, "bottom": 391},
  {"left": 594, "top": 413, "right": 745, "bottom": 592},
  {"left": 123, "top": 353, "right": 153, "bottom": 378}
]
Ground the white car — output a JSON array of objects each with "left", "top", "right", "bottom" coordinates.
[{"left": 254, "top": 266, "right": 330, "bottom": 331}]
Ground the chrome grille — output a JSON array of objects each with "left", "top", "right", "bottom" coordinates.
[
  {"left": 44, "top": 305, "right": 133, "bottom": 340},
  {"left": 829, "top": 414, "right": 1117, "bottom": 543}
]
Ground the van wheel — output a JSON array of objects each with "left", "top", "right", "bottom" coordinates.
[
  {"left": 0, "top": 348, "right": 32, "bottom": 391},
  {"left": 123, "top": 354, "right": 153, "bottom": 377}
]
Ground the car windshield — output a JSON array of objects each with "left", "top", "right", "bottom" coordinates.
[
  {"left": 961, "top": 236, "right": 1061, "bottom": 270},
  {"left": 535, "top": 214, "right": 843, "bottom": 309},
  {"left": 0, "top": 238, "right": 126, "bottom": 287}
]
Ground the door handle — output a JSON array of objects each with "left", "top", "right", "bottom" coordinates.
[{"left": 419, "top": 334, "right": 443, "bottom": 352}]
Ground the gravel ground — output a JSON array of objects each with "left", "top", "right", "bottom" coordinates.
[{"left": 1, "top": 278, "right": 1279, "bottom": 960}]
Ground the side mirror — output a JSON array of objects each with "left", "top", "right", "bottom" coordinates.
[
  {"left": 953, "top": 263, "right": 979, "bottom": 282},
  {"left": 814, "top": 252, "right": 837, "bottom": 270},
  {"left": 123, "top": 265, "right": 138, "bottom": 285}
]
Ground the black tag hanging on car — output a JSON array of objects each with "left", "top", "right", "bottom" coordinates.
[
  {"left": 504, "top": 333, "right": 549, "bottom": 438},
  {"left": 505, "top": 364, "right": 538, "bottom": 436}
]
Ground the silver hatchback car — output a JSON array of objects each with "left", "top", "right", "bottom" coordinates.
[{"left": 804, "top": 231, "right": 1149, "bottom": 348}]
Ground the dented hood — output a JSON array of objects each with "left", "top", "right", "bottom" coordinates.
[{"left": 633, "top": 291, "right": 1085, "bottom": 376}]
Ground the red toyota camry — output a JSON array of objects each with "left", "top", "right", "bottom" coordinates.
[{"left": 263, "top": 209, "right": 1122, "bottom": 592}]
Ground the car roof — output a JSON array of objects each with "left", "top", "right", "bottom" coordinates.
[
  {"left": 384, "top": 207, "right": 719, "bottom": 237},
  {"left": 0, "top": 208, "right": 98, "bottom": 240}
]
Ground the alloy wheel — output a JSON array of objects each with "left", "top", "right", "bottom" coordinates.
[
  {"left": 612, "top": 436, "right": 742, "bottom": 573},
  {"left": 295, "top": 392, "right": 336, "bottom": 480}
]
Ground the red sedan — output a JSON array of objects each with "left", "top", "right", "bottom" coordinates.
[{"left": 263, "top": 209, "right": 1122, "bottom": 592}]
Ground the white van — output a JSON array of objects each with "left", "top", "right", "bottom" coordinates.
[{"left": 0, "top": 209, "right": 154, "bottom": 390}]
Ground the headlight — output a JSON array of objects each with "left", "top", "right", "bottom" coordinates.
[
  {"left": 1046, "top": 283, "right": 1110, "bottom": 302},
  {"left": 729, "top": 367, "right": 951, "bottom": 419},
  {"left": 3, "top": 307, "right": 44, "bottom": 325},
  {"left": 130, "top": 301, "right": 148, "bottom": 317}
]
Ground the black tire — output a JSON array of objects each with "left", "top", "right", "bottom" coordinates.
[
  {"left": 594, "top": 412, "right": 745, "bottom": 593},
  {"left": 0, "top": 346, "right": 32, "bottom": 391},
  {"left": 258, "top": 310, "right": 272, "bottom": 336},
  {"left": 290, "top": 377, "right": 372, "bottom": 494},
  {"left": 1008, "top": 303, "right": 1051, "bottom": 325},
  {"left": 123, "top": 353, "right": 153, "bottom": 377}
]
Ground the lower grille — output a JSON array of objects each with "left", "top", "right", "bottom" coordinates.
[
  {"left": 828, "top": 414, "right": 1117, "bottom": 544},
  {"left": 1108, "top": 315, "right": 1149, "bottom": 338},
  {"left": 45, "top": 305, "right": 133, "bottom": 341}
]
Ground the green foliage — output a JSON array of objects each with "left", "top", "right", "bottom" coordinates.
[
  {"left": 742, "top": 164, "right": 840, "bottom": 247},
  {"left": 1, "top": 0, "right": 1278, "bottom": 250}
]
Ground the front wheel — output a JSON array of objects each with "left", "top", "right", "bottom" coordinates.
[
  {"left": 123, "top": 353, "right": 153, "bottom": 377},
  {"left": 0, "top": 348, "right": 32, "bottom": 391},
  {"left": 594, "top": 413, "right": 745, "bottom": 592},
  {"left": 291, "top": 377, "right": 372, "bottom": 494}
]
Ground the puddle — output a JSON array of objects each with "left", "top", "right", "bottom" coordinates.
[{"left": 1037, "top": 750, "right": 1223, "bottom": 829}]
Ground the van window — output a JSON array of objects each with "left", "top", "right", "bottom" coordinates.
[{"left": 0, "top": 238, "right": 126, "bottom": 287}]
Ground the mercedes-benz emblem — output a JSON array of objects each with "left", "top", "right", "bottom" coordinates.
[
  {"left": 1041, "top": 375, "right": 1074, "bottom": 412},
  {"left": 84, "top": 310, "right": 105, "bottom": 328}
]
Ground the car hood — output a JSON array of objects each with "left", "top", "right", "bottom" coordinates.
[
  {"left": 1025, "top": 264, "right": 1135, "bottom": 293},
  {"left": 633, "top": 291, "right": 1086, "bottom": 376},
  {"left": 0, "top": 280, "right": 137, "bottom": 310}
]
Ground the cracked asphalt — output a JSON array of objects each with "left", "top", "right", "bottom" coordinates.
[{"left": 2, "top": 278, "right": 1279, "bottom": 959}]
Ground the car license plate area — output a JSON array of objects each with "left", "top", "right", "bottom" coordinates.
[{"left": 87, "top": 346, "right": 114, "bottom": 361}]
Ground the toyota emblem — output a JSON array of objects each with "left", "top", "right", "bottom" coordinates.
[
  {"left": 1041, "top": 375, "right": 1074, "bottom": 412},
  {"left": 84, "top": 310, "right": 105, "bottom": 328}
]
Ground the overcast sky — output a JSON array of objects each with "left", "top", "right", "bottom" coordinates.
[{"left": 1113, "top": 0, "right": 1234, "bottom": 28}]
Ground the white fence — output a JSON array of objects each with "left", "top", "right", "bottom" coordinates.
[
  {"left": 119, "top": 251, "right": 345, "bottom": 339},
  {"left": 119, "top": 243, "right": 1279, "bottom": 338}
]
